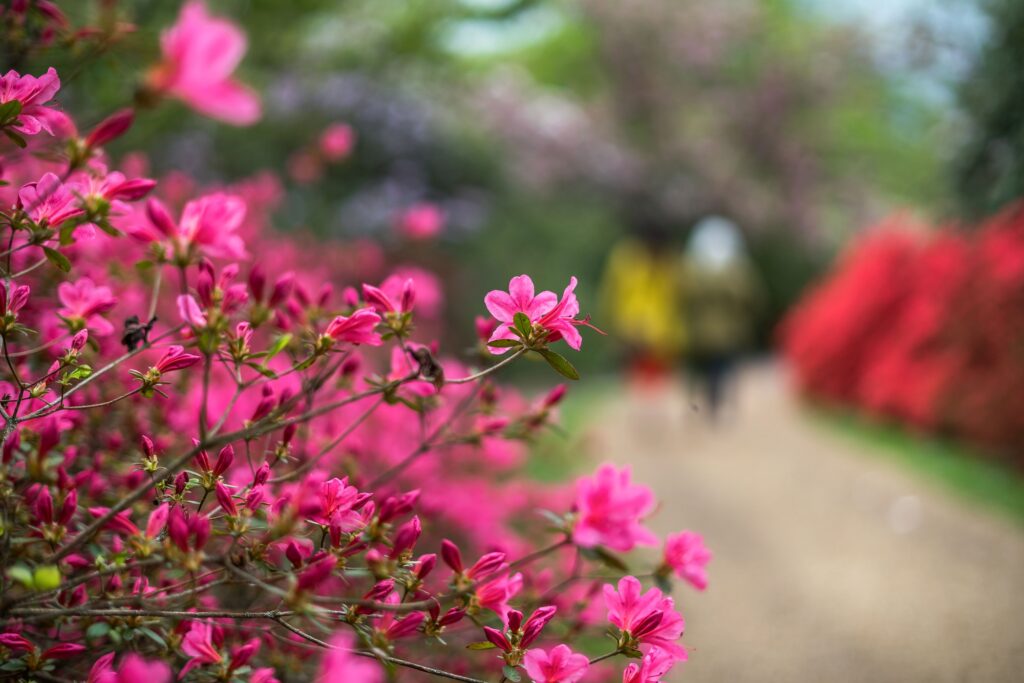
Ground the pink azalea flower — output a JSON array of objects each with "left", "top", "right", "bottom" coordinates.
[
  {"left": 320, "top": 123, "right": 355, "bottom": 161},
  {"left": 0, "top": 67, "right": 65, "bottom": 136},
  {"left": 572, "top": 464, "right": 657, "bottom": 552},
  {"left": 116, "top": 655, "right": 171, "bottom": 683},
  {"left": 144, "top": 193, "right": 248, "bottom": 260},
  {"left": 149, "top": 1, "right": 261, "bottom": 125},
  {"left": 622, "top": 646, "right": 675, "bottom": 683},
  {"left": 153, "top": 345, "right": 202, "bottom": 374},
  {"left": 179, "top": 621, "right": 222, "bottom": 678},
  {"left": 663, "top": 531, "right": 711, "bottom": 591},
  {"left": 396, "top": 203, "right": 444, "bottom": 240},
  {"left": 325, "top": 308, "right": 382, "bottom": 346},
  {"left": 58, "top": 277, "right": 118, "bottom": 337},
  {"left": 523, "top": 644, "right": 590, "bottom": 683},
  {"left": 475, "top": 570, "right": 523, "bottom": 620},
  {"left": 604, "top": 576, "right": 687, "bottom": 661},
  {"left": 485, "top": 275, "right": 586, "bottom": 353},
  {"left": 177, "top": 294, "right": 208, "bottom": 327},
  {"left": 316, "top": 631, "right": 383, "bottom": 683},
  {"left": 19, "top": 172, "right": 83, "bottom": 227}
]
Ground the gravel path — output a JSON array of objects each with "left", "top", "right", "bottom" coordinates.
[{"left": 587, "top": 362, "right": 1024, "bottom": 683}]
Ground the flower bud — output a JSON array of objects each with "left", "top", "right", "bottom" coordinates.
[{"left": 85, "top": 108, "right": 134, "bottom": 148}]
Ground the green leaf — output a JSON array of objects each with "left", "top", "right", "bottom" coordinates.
[
  {"left": 513, "top": 312, "right": 532, "bottom": 339},
  {"left": 3, "top": 128, "right": 27, "bottom": 148},
  {"left": 591, "top": 547, "right": 628, "bottom": 572},
  {"left": 86, "top": 622, "right": 110, "bottom": 640},
  {"left": 137, "top": 626, "right": 167, "bottom": 648},
  {"left": 503, "top": 665, "right": 522, "bottom": 682},
  {"left": 654, "top": 572, "right": 673, "bottom": 594},
  {"left": 466, "top": 641, "right": 497, "bottom": 650},
  {"left": 0, "top": 100, "right": 22, "bottom": 124},
  {"left": 247, "top": 363, "right": 277, "bottom": 379},
  {"left": 265, "top": 333, "right": 292, "bottom": 360},
  {"left": 95, "top": 218, "right": 122, "bottom": 237},
  {"left": 32, "top": 565, "right": 61, "bottom": 591},
  {"left": 537, "top": 349, "right": 580, "bottom": 380},
  {"left": 6, "top": 564, "right": 33, "bottom": 588},
  {"left": 486, "top": 339, "right": 521, "bottom": 348},
  {"left": 43, "top": 246, "right": 71, "bottom": 272}
]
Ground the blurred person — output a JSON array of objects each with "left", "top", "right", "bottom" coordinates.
[
  {"left": 600, "top": 210, "right": 686, "bottom": 388},
  {"left": 683, "top": 216, "right": 761, "bottom": 422}
]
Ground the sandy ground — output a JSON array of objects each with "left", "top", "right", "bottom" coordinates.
[{"left": 587, "top": 361, "right": 1024, "bottom": 683}]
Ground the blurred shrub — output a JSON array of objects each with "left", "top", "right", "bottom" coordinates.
[{"left": 781, "top": 204, "right": 1024, "bottom": 464}]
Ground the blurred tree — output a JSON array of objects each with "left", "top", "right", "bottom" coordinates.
[{"left": 953, "top": 0, "right": 1024, "bottom": 218}]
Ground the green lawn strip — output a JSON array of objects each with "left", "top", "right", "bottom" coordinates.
[{"left": 811, "top": 407, "right": 1024, "bottom": 526}]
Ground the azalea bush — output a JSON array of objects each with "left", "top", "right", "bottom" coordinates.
[
  {"left": 781, "top": 206, "right": 1024, "bottom": 464},
  {"left": 0, "top": 3, "right": 711, "bottom": 682}
]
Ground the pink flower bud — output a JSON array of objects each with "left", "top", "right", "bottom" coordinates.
[
  {"left": 191, "top": 514, "right": 211, "bottom": 549},
  {"left": 58, "top": 489, "right": 76, "bottom": 525},
  {"left": 440, "top": 539, "right": 463, "bottom": 574},
  {"left": 386, "top": 612, "right": 424, "bottom": 639},
  {"left": 41, "top": 643, "right": 86, "bottom": 660},
  {"left": 34, "top": 487, "right": 54, "bottom": 524},
  {"left": 213, "top": 444, "right": 234, "bottom": 476},
  {"left": 415, "top": 553, "right": 436, "bottom": 579},
  {"left": 85, "top": 108, "right": 134, "bottom": 148},
  {"left": 146, "top": 502, "right": 169, "bottom": 539},
  {"left": 543, "top": 384, "right": 568, "bottom": 408},
  {"left": 145, "top": 198, "right": 177, "bottom": 238},
  {"left": 482, "top": 626, "right": 511, "bottom": 653},
  {"left": 296, "top": 553, "right": 336, "bottom": 592},
  {"left": 229, "top": 638, "right": 260, "bottom": 670},
  {"left": 269, "top": 272, "right": 294, "bottom": 307},
  {"left": 70, "top": 329, "right": 88, "bottom": 351},
  {"left": 390, "top": 516, "right": 421, "bottom": 558},
  {"left": 215, "top": 483, "right": 237, "bottom": 516},
  {"left": 467, "top": 551, "right": 506, "bottom": 580},
  {"left": 167, "top": 507, "right": 190, "bottom": 551}
]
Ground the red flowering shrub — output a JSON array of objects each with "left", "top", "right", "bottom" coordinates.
[
  {"left": 782, "top": 205, "right": 1024, "bottom": 462},
  {"left": 0, "top": 3, "right": 710, "bottom": 681}
]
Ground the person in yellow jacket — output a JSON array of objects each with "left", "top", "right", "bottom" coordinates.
[{"left": 600, "top": 225, "right": 687, "bottom": 385}]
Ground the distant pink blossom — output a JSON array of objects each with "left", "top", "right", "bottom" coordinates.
[
  {"left": 663, "top": 531, "right": 711, "bottom": 591},
  {"left": 523, "top": 644, "right": 590, "bottom": 683},
  {"left": 316, "top": 631, "right": 383, "bottom": 682},
  {"left": 485, "top": 275, "right": 586, "bottom": 353},
  {"left": 0, "top": 67, "right": 65, "bottom": 136},
  {"left": 604, "top": 576, "right": 687, "bottom": 661},
  {"left": 58, "top": 277, "right": 117, "bottom": 337},
  {"left": 319, "top": 123, "right": 355, "bottom": 161},
  {"left": 325, "top": 308, "right": 382, "bottom": 346},
  {"left": 396, "top": 203, "right": 444, "bottom": 240},
  {"left": 572, "top": 464, "right": 657, "bottom": 552},
  {"left": 149, "top": 1, "right": 261, "bottom": 125}
]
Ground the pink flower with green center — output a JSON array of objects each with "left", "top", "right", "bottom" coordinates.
[
  {"left": 58, "top": 277, "right": 118, "bottom": 337},
  {"left": 0, "top": 67, "right": 66, "bottom": 136},
  {"left": 484, "top": 275, "right": 585, "bottom": 353},
  {"left": 604, "top": 576, "right": 687, "bottom": 661}
]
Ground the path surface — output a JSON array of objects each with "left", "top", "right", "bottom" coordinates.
[{"left": 587, "top": 362, "right": 1024, "bottom": 683}]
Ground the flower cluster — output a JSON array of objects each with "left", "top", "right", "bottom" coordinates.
[
  {"left": 782, "top": 206, "right": 1024, "bottom": 460},
  {"left": 0, "top": 3, "right": 709, "bottom": 682}
]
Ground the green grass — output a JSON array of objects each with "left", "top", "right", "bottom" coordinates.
[{"left": 816, "top": 409, "right": 1024, "bottom": 526}]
